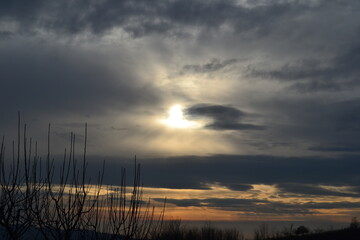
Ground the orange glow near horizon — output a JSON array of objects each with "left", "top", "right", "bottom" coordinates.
[
  {"left": 164, "top": 206, "right": 240, "bottom": 221},
  {"left": 53, "top": 183, "right": 360, "bottom": 223},
  {"left": 139, "top": 184, "right": 360, "bottom": 223}
]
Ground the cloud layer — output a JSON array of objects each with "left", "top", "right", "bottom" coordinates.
[{"left": 1, "top": 0, "right": 360, "bottom": 222}]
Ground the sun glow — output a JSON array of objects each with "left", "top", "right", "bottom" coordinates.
[{"left": 160, "top": 104, "right": 199, "bottom": 128}]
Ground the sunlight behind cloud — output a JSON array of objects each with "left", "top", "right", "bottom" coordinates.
[{"left": 160, "top": 104, "right": 200, "bottom": 129}]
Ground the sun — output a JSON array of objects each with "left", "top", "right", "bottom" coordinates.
[{"left": 160, "top": 104, "right": 198, "bottom": 128}]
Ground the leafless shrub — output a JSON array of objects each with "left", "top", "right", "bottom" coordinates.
[
  {"left": 350, "top": 217, "right": 359, "bottom": 229},
  {"left": 0, "top": 113, "right": 42, "bottom": 239},
  {"left": 0, "top": 114, "right": 165, "bottom": 240},
  {"left": 254, "top": 223, "right": 270, "bottom": 240}
]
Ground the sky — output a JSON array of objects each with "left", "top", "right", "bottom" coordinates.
[{"left": 1, "top": 0, "right": 360, "bottom": 232}]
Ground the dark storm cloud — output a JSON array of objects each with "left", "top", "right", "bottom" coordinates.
[
  {"left": 87, "top": 154, "right": 360, "bottom": 190},
  {"left": 185, "top": 104, "right": 264, "bottom": 131},
  {"left": 276, "top": 183, "right": 360, "bottom": 197},
  {"left": 181, "top": 58, "right": 239, "bottom": 74},
  {"left": 248, "top": 93, "right": 360, "bottom": 155},
  {"left": 157, "top": 198, "right": 203, "bottom": 207},
  {"left": 309, "top": 145, "right": 360, "bottom": 153},
  {"left": 152, "top": 180, "right": 212, "bottom": 190},
  {"left": 0, "top": 42, "right": 160, "bottom": 120},
  {"left": 278, "top": 97, "right": 360, "bottom": 154},
  {"left": 156, "top": 198, "right": 267, "bottom": 208},
  {"left": 332, "top": 98, "right": 360, "bottom": 132},
  {"left": 0, "top": 0, "right": 323, "bottom": 37},
  {"left": 0, "top": 31, "right": 13, "bottom": 39},
  {"left": 252, "top": 201, "right": 360, "bottom": 215},
  {"left": 187, "top": 104, "right": 245, "bottom": 120},
  {"left": 303, "top": 201, "right": 360, "bottom": 210},
  {"left": 250, "top": 42, "right": 360, "bottom": 92},
  {"left": 226, "top": 184, "right": 253, "bottom": 192}
]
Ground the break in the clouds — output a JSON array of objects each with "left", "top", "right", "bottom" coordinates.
[{"left": 2, "top": 0, "right": 360, "bottom": 224}]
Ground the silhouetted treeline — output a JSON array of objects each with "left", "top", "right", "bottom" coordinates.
[
  {"left": 152, "top": 220, "right": 245, "bottom": 240},
  {"left": 262, "top": 227, "right": 360, "bottom": 240},
  {"left": 253, "top": 219, "right": 360, "bottom": 240}
]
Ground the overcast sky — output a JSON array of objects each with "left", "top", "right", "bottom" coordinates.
[{"left": 1, "top": 0, "right": 360, "bottom": 227}]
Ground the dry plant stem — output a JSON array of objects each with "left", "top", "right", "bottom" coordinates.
[
  {"left": 0, "top": 113, "right": 35, "bottom": 239},
  {"left": 0, "top": 114, "right": 165, "bottom": 240}
]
